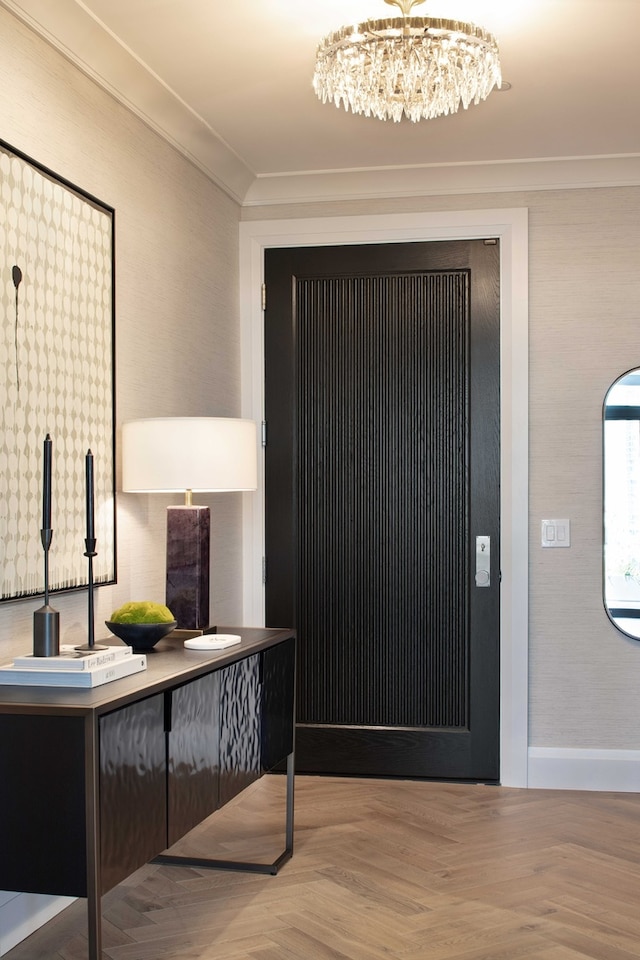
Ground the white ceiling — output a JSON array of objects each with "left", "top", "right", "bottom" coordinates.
[{"left": 4, "top": 0, "right": 640, "bottom": 204}]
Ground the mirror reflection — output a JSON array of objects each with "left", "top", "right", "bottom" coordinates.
[{"left": 604, "top": 368, "right": 640, "bottom": 639}]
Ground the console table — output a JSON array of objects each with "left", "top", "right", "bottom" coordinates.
[{"left": 0, "top": 626, "right": 295, "bottom": 959}]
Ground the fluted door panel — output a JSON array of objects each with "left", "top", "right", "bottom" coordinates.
[{"left": 297, "top": 273, "right": 468, "bottom": 729}]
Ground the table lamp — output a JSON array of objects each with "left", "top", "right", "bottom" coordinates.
[{"left": 122, "top": 417, "right": 258, "bottom": 631}]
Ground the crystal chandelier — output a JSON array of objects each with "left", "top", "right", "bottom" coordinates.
[{"left": 313, "top": 0, "right": 502, "bottom": 123}]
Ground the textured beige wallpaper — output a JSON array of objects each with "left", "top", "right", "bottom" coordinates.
[
  {"left": 527, "top": 187, "right": 640, "bottom": 748},
  {"left": 0, "top": 7, "right": 243, "bottom": 663},
  {"left": 244, "top": 185, "right": 640, "bottom": 750}
]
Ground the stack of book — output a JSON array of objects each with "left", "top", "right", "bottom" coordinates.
[{"left": 0, "top": 644, "right": 147, "bottom": 687}]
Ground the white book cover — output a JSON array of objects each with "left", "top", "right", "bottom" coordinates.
[
  {"left": 0, "top": 653, "right": 147, "bottom": 688},
  {"left": 12, "top": 644, "right": 132, "bottom": 671}
]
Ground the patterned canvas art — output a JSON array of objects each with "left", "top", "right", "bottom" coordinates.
[{"left": 0, "top": 141, "right": 115, "bottom": 600}]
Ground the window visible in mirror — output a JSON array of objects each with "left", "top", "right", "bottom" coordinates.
[{"left": 603, "top": 369, "right": 640, "bottom": 640}]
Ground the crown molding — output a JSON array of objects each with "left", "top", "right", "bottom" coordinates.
[
  {"left": 242, "top": 154, "right": 640, "bottom": 206},
  {"left": 0, "top": 0, "right": 255, "bottom": 205}
]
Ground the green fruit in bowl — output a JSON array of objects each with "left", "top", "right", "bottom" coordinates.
[{"left": 110, "top": 601, "right": 175, "bottom": 624}]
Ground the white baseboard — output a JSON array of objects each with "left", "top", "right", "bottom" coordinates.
[
  {"left": 0, "top": 892, "right": 74, "bottom": 956},
  {"left": 528, "top": 747, "right": 640, "bottom": 792}
]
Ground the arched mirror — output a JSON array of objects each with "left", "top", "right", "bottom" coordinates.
[{"left": 603, "top": 368, "right": 640, "bottom": 639}]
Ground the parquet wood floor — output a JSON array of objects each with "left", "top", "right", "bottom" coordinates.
[{"left": 6, "top": 776, "right": 640, "bottom": 960}]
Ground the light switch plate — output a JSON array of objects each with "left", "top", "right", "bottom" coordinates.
[{"left": 541, "top": 519, "right": 571, "bottom": 547}]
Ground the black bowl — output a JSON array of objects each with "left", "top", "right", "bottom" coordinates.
[{"left": 105, "top": 620, "right": 177, "bottom": 651}]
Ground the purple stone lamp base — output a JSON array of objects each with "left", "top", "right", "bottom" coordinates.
[{"left": 166, "top": 505, "right": 210, "bottom": 630}]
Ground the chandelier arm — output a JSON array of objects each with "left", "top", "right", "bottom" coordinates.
[{"left": 385, "top": 0, "right": 426, "bottom": 15}]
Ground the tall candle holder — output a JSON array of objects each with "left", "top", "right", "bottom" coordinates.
[
  {"left": 33, "top": 434, "right": 59, "bottom": 657},
  {"left": 74, "top": 535, "right": 107, "bottom": 652},
  {"left": 33, "top": 526, "right": 60, "bottom": 657},
  {"left": 76, "top": 449, "right": 106, "bottom": 652}
]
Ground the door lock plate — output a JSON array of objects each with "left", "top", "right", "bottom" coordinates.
[{"left": 475, "top": 535, "right": 490, "bottom": 587}]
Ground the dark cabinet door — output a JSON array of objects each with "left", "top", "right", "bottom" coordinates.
[
  {"left": 261, "top": 636, "right": 296, "bottom": 771},
  {"left": 0, "top": 714, "right": 87, "bottom": 897},
  {"left": 99, "top": 694, "right": 166, "bottom": 893},
  {"left": 167, "top": 672, "right": 221, "bottom": 846},
  {"left": 219, "top": 655, "right": 261, "bottom": 807}
]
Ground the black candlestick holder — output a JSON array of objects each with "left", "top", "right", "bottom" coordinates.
[
  {"left": 75, "top": 537, "right": 107, "bottom": 652},
  {"left": 33, "top": 527, "right": 60, "bottom": 657}
]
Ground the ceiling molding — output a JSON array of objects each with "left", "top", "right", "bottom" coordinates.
[
  {"left": 243, "top": 155, "right": 640, "bottom": 206},
  {"left": 0, "top": 0, "right": 255, "bottom": 204}
]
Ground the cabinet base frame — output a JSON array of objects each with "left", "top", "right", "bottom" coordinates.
[{"left": 152, "top": 752, "right": 295, "bottom": 877}]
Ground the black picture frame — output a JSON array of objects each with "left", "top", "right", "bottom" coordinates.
[{"left": 0, "top": 138, "right": 116, "bottom": 600}]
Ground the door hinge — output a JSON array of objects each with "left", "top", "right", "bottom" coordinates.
[
  {"left": 261, "top": 420, "right": 267, "bottom": 447},
  {"left": 261, "top": 282, "right": 267, "bottom": 311},
  {"left": 262, "top": 557, "right": 267, "bottom": 584}
]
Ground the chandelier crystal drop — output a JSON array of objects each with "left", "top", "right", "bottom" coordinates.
[{"left": 313, "top": 0, "right": 502, "bottom": 123}]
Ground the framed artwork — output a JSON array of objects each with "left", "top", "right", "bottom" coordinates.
[{"left": 0, "top": 139, "right": 116, "bottom": 601}]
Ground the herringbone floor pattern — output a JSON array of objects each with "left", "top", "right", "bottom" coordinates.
[{"left": 6, "top": 776, "right": 640, "bottom": 960}]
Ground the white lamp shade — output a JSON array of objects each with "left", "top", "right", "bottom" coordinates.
[{"left": 122, "top": 418, "right": 258, "bottom": 493}]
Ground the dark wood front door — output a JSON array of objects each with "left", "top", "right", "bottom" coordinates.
[{"left": 264, "top": 239, "right": 500, "bottom": 781}]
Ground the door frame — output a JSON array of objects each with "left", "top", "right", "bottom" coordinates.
[{"left": 239, "top": 208, "right": 529, "bottom": 788}]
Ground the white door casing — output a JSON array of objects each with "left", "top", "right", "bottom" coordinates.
[{"left": 239, "top": 208, "right": 529, "bottom": 787}]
